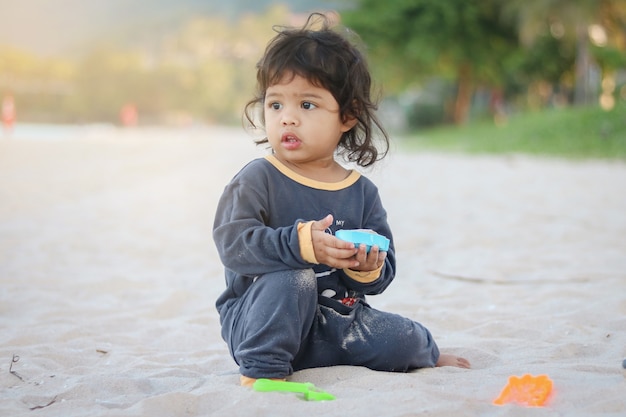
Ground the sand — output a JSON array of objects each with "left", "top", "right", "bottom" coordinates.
[{"left": 1, "top": 125, "right": 625, "bottom": 416}]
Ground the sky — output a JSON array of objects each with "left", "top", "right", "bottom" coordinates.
[{"left": 0, "top": 0, "right": 336, "bottom": 56}]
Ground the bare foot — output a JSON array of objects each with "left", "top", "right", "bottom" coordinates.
[{"left": 436, "top": 353, "right": 471, "bottom": 369}]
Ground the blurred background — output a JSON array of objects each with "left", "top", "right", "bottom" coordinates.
[{"left": 1, "top": 0, "right": 625, "bottom": 156}]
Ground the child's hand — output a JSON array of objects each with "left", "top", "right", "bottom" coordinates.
[
  {"left": 350, "top": 243, "right": 387, "bottom": 272},
  {"left": 311, "top": 214, "right": 360, "bottom": 269}
]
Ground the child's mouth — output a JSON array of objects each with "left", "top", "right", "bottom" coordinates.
[{"left": 281, "top": 133, "right": 302, "bottom": 149}]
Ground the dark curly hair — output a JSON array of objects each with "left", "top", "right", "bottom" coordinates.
[{"left": 244, "top": 13, "right": 389, "bottom": 167}]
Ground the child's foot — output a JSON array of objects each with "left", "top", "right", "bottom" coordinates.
[
  {"left": 240, "top": 375, "right": 287, "bottom": 387},
  {"left": 436, "top": 353, "right": 471, "bottom": 369}
]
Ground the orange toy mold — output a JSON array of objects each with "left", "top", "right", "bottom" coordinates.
[{"left": 493, "top": 374, "right": 553, "bottom": 407}]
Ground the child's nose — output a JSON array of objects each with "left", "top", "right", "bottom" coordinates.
[{"left": 281, "top": 107, "right": 298, "bottom": 125}]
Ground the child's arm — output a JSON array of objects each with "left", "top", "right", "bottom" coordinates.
[
  {"left": 213, "top": 183, "right": 307, "bottom": 275},
  {"left": 213, "top": 174, "right": 359, "bottom": 275}
]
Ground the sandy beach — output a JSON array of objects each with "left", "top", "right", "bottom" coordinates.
[{"left": 1, "top": 125, "right": 625, "bottom": 416}]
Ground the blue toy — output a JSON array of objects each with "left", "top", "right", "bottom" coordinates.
[{"left": 335, "top": 229, "right": 390, "bottom": 252}]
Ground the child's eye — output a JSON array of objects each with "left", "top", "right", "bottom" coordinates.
[
  {"left": 268, "top": 102, "right": 282, "bottom": 110},
  {"left": 301, "top": 101, "right": 317, "bottom": 110}
]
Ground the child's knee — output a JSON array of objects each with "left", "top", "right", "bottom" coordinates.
[
  {"left": 260, "top": 268, "right": 317, "bottom": 295},
  {"left": 292, "top": 268, "right": 317, "bottom": 293}
]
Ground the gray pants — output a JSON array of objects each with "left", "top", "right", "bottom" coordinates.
[{"left": 219, "top": 269, "right": 440, "bottom": 379}]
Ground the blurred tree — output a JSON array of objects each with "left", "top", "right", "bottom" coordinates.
[
  {"left": 503, "top": 0, "right": 626, "bottom": 107},
  {"left": 342, "top": 0, "right": 520, "bottom": 125}
]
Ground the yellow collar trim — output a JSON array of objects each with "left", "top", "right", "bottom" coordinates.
[{"left": 265, "top": 155, "right": 361, "bottom": 191}]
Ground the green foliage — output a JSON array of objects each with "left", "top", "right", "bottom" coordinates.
[
  {"left": 342, "top": 0, "right": 519, "bottom": 89},
  {"left": 343, "top": 0, "right": 626, "bottom": 126},
  {"left": 342, "top": 0, "right": 520, "bottom": 125},
  {"left": 402, "top": 103, "right": 626, "bottom": 159},
  {"left": 501, "top": 0, "right": 626, "bottom": 106},
  {"left": 515, "top": 34, "right": 576, "bottom": 85},
  {"left": 592, "top": 45, "right": 626, "bottom": 72}
]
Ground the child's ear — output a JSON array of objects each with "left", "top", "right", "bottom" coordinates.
[
  {"left": 341, "top": 113, "right": 358, "bottom": 132},
  {"left": 341, "top": 100, "right": 360, "bottom": 132}
]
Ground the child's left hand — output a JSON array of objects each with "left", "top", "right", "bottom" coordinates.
[{"left": 350, "top": 244, "right": 387, "bottom": 272}]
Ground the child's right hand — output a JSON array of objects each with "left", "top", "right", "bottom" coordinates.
[{"left": 311, "top": 214, "right": 360, "bottom": 269}]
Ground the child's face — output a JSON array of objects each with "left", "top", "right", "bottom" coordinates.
[{"left": 264, "top": 73, "right": 355, "bottom": 168}]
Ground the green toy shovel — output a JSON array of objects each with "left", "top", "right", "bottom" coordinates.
[{"left": 252, "top": 378, "right": 336, "bottom": 401}]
